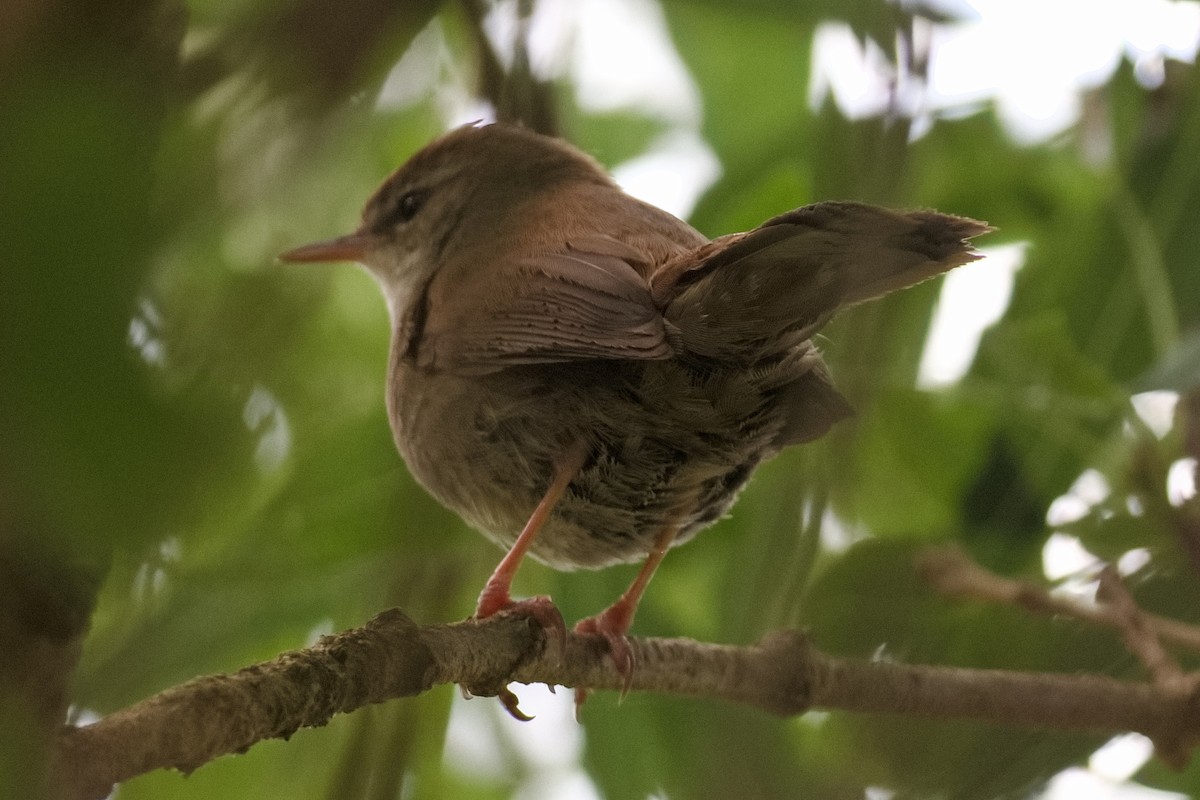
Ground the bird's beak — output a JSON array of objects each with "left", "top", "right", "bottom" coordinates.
[{"left": 278, "top": 232, "right": 373, "bottom": 264}]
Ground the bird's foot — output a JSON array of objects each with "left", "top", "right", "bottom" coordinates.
[
  {"left": 473, "top": 591, "right": 567, "bottom": 662},
  {"left": 572, "top": 604, "right": 636, "bottom": 717},
  {"left": 466, "top": 591, "right": 566, "bottom": 721}
]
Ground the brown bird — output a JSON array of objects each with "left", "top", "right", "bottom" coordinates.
[{"left": 281, "top": 122, "right": 988, "bottom": 712}]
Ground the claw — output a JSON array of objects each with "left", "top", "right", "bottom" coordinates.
[
  {"left": 499, "top": 685, "right": 534, "bottom": 721},
  {"left": 461, "top": 679, "right": 535, "bottom": 721},
  {"left": 572, "top": 612, "right": 637, "bottom": 716},
  {"left": 574, "top": 687, "right": 590, "bottom": 721},
  {"left": 610, "top": 635, "right": 636, "bottom": 701}
]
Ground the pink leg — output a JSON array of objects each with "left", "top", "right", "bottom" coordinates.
[
  {"left": 473, "top": 442, "right": 589, "bottom": 642},
  {"left": 574, "top": 516, "right": 682, "bottom": 712}
]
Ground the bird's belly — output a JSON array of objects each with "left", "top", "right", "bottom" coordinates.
[{"left": 390, "top": 361, "right": 773, "bottom": 571}]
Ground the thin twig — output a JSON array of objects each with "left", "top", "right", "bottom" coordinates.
[
  {"left": 1096, "top": 566, "right": 1183, "bottom": 686},
  {"left": 1096, "top": 565, "right": 1199, "bottom": 767},
  {"left": 919, "top": 545, "right": 1200, "bottom": 767},
  {"left": 917, "top": 545, "right": 1200, "bottom": 654}
]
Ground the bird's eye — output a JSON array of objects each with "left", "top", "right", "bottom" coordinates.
[{"left": 394, "top": 189, "right": 427, "bottom": 223}]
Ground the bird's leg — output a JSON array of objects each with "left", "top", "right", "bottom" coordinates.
[
  {"left": 473, "top": 442, "right": 589, "bottom": 650},
  {"left": 573, "top": 514, "right": 683, "bottom": 713}
]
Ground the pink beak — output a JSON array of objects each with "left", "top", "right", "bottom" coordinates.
[{"left": 278, "top": 233, "right": 373, "bottom": 264}]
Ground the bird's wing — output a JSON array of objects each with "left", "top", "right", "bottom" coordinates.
[{"left": 418, "top": 242, "right": 672, "bottom": 376}]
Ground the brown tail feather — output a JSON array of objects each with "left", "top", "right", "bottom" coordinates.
[{"left": 659, "top": 201, "right": 991, "bottom": 361}]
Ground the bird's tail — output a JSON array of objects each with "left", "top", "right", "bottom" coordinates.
[{"left": 655, "top": 201, "right": 992, "bottom": 362}]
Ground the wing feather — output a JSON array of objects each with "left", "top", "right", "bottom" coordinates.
[{"left": 420, "top": 248, "right": 672, "bottom": 375}]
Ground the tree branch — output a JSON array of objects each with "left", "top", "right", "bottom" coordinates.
[
  {"left": 57, "top": 607, "right": 1200, "bottom": 800},
  {"left": 917, "top": 544, "right": 1200, "bottom": 655},
  {"left": 918, "top": 544, "right": 1200, "bottom": 766}
]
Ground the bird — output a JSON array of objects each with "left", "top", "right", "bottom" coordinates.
[{"left": 280, "top": 122, "right": 989, "bottom": 713}]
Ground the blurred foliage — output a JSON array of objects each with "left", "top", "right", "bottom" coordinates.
[{"left": 4, "top": 0, "right": 1200, "bottom": 798}]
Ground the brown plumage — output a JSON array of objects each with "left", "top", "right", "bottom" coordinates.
[{"left": 281, "top": 123, "right": 989, "bottom": 700}]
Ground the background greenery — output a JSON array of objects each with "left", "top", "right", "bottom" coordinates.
[{"left": 3, "top": 0, "right": 1200, "bottom": 798}]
